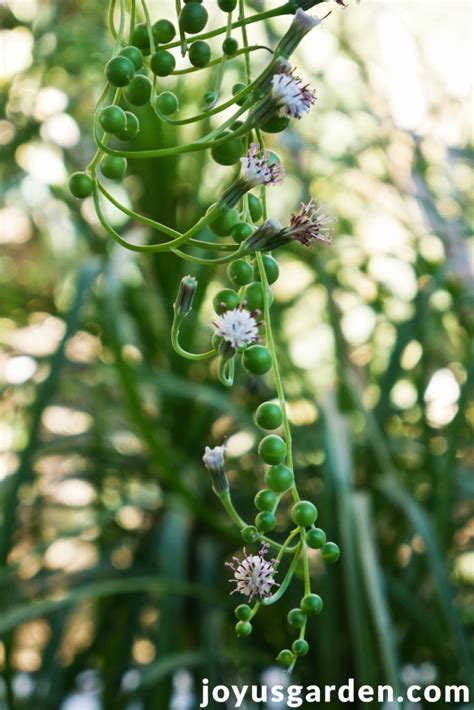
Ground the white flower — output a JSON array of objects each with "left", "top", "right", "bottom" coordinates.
[
  {"left": 271, "top": 71, "right": 316, "bottom": 119},
  {"left": 214, "top": 307, "right": 259, "bottom": 350},
  {"left": 287, "top": 200, "right": 333, "bottom": 245},
  {"left": 240, "top": 143, "right": 285, "bottom": 187},
  {"left": 226, "top": 543, "right": 279, "bottom": 602},
  {"left": 202, "top": 445, "right": 226, "bottom": 470}
]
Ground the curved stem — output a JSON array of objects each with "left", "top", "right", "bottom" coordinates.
[
  {"left": 108, "top": 0, "right": 118, "bottom": 41},
  {"left": 260, "top": 543, "right": 302, "bottom": 606},
  {"left": 218, "top": 357, "right": 235, "bottom": 387},
  {"left": 216, "top": 491, "right": 299, "bottom": 555},
  {"left": 171, "top": 246, "right": 244, "bottom": 265},
  {"left": 171, "top": 318, "right": 216, "bottom": 361},
  {"left": 98, "top": 182, "right": 236, "bottom": 252},
  {"left": 98, "top": 181, "right": 180, "bottom": 239},
  {"left": 153, "top": 81, "right": 254, "bottom": 127},
  {"left": 93, "top": 113, "right": 251, "bottom": 159},
  {"left": 93, "top": 185, "right": 224, "bottom": 253}
]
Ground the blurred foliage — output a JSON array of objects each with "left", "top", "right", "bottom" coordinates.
[{"left": 0, "top": 0, "right": 473, "bottom": 708}]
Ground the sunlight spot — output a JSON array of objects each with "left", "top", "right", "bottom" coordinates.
[
  {"left": 5, "top": 315, "right": 65, "bottom": 356},
  {"left": 273, "top": 258, "right": 313, "bottom": 302},
  {"left": 226, "top": 431, "right": 255, "bottom": 457},
  {"left": 44, "top": 539, "right": 97, "bottom": 572},
  {"left": 33, "top": 87, "right": 68, "bottom": 120},
  {"left": 116, "top": 505, "right": 145, "bottom": 531},
  {"left": 369, "top": 256, "right": 417, "bottom": 300},
  {"left": 0, "top": 120, "right": 15, "bottom": 145},
  {"left": 16, "top": 142, "right": 66, "bottom": 185},
  {"left": 132, "top": 639, "right": 156, "bottom": 665},
  {"left": 288, "top": 399, "right": 318, "bottom": 426},
  {"left": 0, "top": 207, "right": 32, "bottom": 245},
  {"left": 42, "top": 406, "right": 93, "bottom": 436},
  {"left": 52, "top": 479, "right": 96, "bottom": 507},
  {"left": 401, "top": 341, "right": 423, "bottom": 371},
  {"left": 65, "top": 331, "right": 100, "bottom": 364},
  {"left": 341, "top": 304, "right": 375, "bottom": 346},
  {"left": 455, "top": 552, "right": 474, "bottom": 583},
  {"left": 3, "top": 355, "right": 37, "bottom": 384},
  {"left": 0, "top": 28, "right": 33, "bottom": 79},
  {"left": 6, "top": 0, "right": 38, "bottom": 22},
  {"left": 40, "top": 113, "right": 80, "bottom": 148},
  {"left": 424, "top": 368, "right": 460, "bottom": 428}
]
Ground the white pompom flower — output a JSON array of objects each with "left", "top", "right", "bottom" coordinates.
[
  {"left": 214, "top": 307, "right": 260, "bottom": 351},
  {"left": 240, "top": 143, "right": 285, "bottom": 187},
  {"left": 271, "top": 71, "right": 317, "bottom": 119},
  {"left": 226, "top": 543, "right": 279, "bottom": 602}
]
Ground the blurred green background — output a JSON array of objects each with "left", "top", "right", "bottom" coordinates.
[{"left": 0, "top": 1, "right": 473, "bottom": 708}]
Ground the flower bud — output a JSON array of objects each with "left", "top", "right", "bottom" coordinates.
[
  {"left": 174, "top": 275, "right": 197, "bottom": 316},
  {"left": 203, "top": 445, "right": 229, "bottom": 494},
  {"left": 276, "top": 9, "right": 321, "bottom": 59}
]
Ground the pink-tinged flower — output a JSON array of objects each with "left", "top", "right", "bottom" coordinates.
[
  {"left": 286, "top": 200, "right": 333, "bottom": 246},
  {"left": 240, "top": 143, "right": 285, "bottom": 188},
  {"left": 242, "top": 203, "right": 333, "bottom": 253},
  {"left": 220, "top": 144, "right": 284, "bottom": 208},
  {"left": 214, "top": 307, "right": 260, "bottom": 351},
  {"left": 271, "top": 71, "right": 316, "bottom": 119},
  {"left": 226, "top": 543, "right": 279, "bottom": 602}
]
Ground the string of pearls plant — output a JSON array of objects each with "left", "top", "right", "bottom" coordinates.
[{"left": 69, "top": 0, "right": 359, "bottom": 671}]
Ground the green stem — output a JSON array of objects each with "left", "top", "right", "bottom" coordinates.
[
  {"left": 218, "top": 356, "right": 235, "bottom": 387},
  {"left": 208, "top": 9, "right": 234, "bottom": 109},
  {"left": 171, "top": 45, "right": 270, "bottom": 76},
  {"left": 93, "top": 112, "right": 251, "bottom": 159},
  {"left": 158, "top": 3, "right": 295, "bottom": 51},
  {"left": 239, "top": 0, "right": 252, "bottom": 82},
  {"left": 216, "top": 492, "right": 299, "bottom": 554},
  {"left": 98, "top": 181, "right": 236, "bottom": 252},
  {"left": 128, "top": 0, "right": 136, "bottom": 43},
  {"left": 261, "top": 543, "right": 302, "bottom": 606},
  {"left": 139, "top": 0, "right": 156, "bottom": 54},
  {"left": 108, "top": 0, "right": 118, "bottom": 41},
  {"left": 93, "top": 185, "right": 224, "bottom": 253},
  {"left": 176, "top": 0, "right": 188, "bottom": 56},
  {"left": 255, "top": 251, "right": 299, "bottom": 502},
  {"left": 171, "top": 317, "right": 216, "bottom": 361},
  {"left": 153, "top": 80, "right": 254, "bottom": 126},
  {"left": 171, "top": 246, "right": 244, "bottom": 265},
  {"left": 302, "top": 539, "right": 311, "bottom": 595}
]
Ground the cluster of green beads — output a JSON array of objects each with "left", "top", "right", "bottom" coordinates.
[
  {"left": 69, "top": 0, "right": 289, "bottom": 198},
  {"left": 69, "top": 0, "right": 345, "bottom": 671}
]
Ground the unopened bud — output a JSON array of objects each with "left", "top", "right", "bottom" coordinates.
[
  {"left": 276, "top": 9, "right": 321, "bottom": 59},
  {"left": 174, "top": 275, "right": 197, "bottom": 316},
  {"left": 203, "top": 445, "right": 229, "bottom": 494}
]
